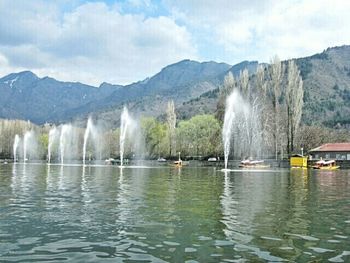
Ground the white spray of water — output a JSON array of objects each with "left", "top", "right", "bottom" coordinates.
[
  {"left": 13, "top": 134, "right": 20, "bottom": 162},
  {"left": 120, "top": 107, "right": 131, "bottom": 166},
  {"left": 222, "top": 91, "right": 238, "bottom": 169},
  {"left": 83, "top": 117, "right": 95, "bottom": 165},
  {"left": 48, "top": 127, "right": 58, "bottom": 163},
  {"left": 223, "top": 89, "right": 251, "bottom": 169},
  {"left": 23, "top": 131, "right": 33, "bottom": 163},
  {"left": 60, "top": 124, "right": 72, "bottom": 165},
  {"left": 222, "top": 88, "right": 263, "bottom": 169}
]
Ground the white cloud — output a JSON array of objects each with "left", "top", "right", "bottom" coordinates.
[
  {"left": 0, "top": 0, "right": 349, "bottom": 84},
  {"left": 0, "top": 1, "right": 197, "bottom": 85},
  {"left": 166, "top": 0, "right": 350, "bottom": 63}
]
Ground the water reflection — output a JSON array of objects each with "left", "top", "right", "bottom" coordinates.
[
  {"left": 220, "top": 170, "right": 287, "bottom": 261},
  {"left": 0, "top": 165, "right": 350, "bottom": 262}
]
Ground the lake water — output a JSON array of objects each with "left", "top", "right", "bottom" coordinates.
[{"left": 0, "top": 164, "right": 350, "bottom": 262}]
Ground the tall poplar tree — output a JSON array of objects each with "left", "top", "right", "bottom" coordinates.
[{"left": 286, "top": 60, "right": 303, "bottom": 154}]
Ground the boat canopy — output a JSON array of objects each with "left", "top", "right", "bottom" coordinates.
[
  {"left": 324, "top": 160, "right": 336, "bottom": 165},
  {"left": 240, "top": 160, "right": 264, "bottom": 164},
  {"left": 315, "top": 159, "right": 335, "bottom": 165}
]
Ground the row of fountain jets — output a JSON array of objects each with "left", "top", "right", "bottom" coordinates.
[
  {"left": 13, "top": 90, "right": 239, "bottom": 170},
  {"left": 13, "top": 106, "right": 132, "bottom": 166}
]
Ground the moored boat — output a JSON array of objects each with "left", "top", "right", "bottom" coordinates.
[
  {"left": 239, "top": 159, "right": 270, "bottom": 168},
  {"left": 172, "top": 152, "right": 184, "bottom": 168},
  {"left": 312, "top": 159, "right": 339, "bottom": 170},
  {"left": 173, "top": 160, "right": 183, "bottom": 168}
]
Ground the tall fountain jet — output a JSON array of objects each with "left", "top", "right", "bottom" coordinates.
[
  {"left": 48, "top": 127, "right": 58, "bottom": 163},
  {"left": 120, "top": 107, "right": 131, "bottom": 167},
  {"left": 60, "top": 124, "right": 72, "bottom": 165},
  {"left": 222, "top": 90, "right": 245, "bottom": 170},
  {"left": 83, "top": 117, "right": 95, "bottom": 165},
  {"left": 222, "top": 87, "right": 262, "bottom": 170},
  {"left": 13, "top": 134, "right": 20, "bottom": 163},
  {"left": 23, "top": 131, "right": 32, "bottom": 163}
]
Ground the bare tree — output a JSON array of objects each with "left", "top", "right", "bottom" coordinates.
[
  {"left": 166, "top": 100, "right": 177, "bottom": 157},
  {"left": 223, "top": 71, "right": 236, "bottom": 95},
  {"left": 286, "top": 60, "right": 303, "bottom": 154},
  {"left": 216, "top": 72, "right": 236, "bottom": 121},
  {"left": 256, "top": 65, "right": 271, "bottom": 157},
  {"left": 267, "top": 56, "right": 284, "bottom": 159},
  {"left": 239, "top": 69, "right": 250, "bottom": 100},
  {"left": 256, "top": 65, "right": 267, "bottom": 95}
]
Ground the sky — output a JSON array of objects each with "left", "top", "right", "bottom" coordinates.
[{"left": 0, "top": 0, "right": 349, "bottom": 86}]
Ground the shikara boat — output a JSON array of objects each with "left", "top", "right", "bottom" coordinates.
[
  {"left": 239, "top": 159, "right": 270, "bottom": 168},
  {"left": 312, "top": 159, "right": 339, "bottom": 170},
  {"left": 173, "top": 160, "right": 183, "bottom": 168}
]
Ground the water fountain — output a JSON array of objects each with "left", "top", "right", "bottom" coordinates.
[
  {"left": 23, "top": 130, "right": 33, "bottom": 163},
  {"left": 222, "top": 89, "right": 263, "bottom": 170},
  {"left": 222, "top": 90, "right": 240, "bottom": 170},
  {"left": 83, "top": 117, "right": 97, "bottom": 165},
  {"left": 59, "top": 124, "right": 72, "bottom": 165},
  {"left": 120, "top": 107, "right": 131, "bottom": 167},
  {"left": 48, "top": 127, "right": 59, "bottom": 163},
  {"left": 13, "top": 134, "right": 20, "bottom": 163}
]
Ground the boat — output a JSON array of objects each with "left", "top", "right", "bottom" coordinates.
[
  {"left": 208, "top": 157, "right": 217, "bottom": 162},
  {"left": 172, "top": 152, "right": 185, "bottom": 168},
  {"left": 173, "top": 160, "right": 183, "bottom": 168},
  {"left": 157, "top": 157, "right": 167, "bottom": 162},
  {"left": 312, "top": 159, "right": 339, "bottom": 170},
  {"left": 239, "top": 159, "right": 270, "bottom": 168}
]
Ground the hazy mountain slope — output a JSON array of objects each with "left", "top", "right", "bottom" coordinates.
[
  {"left": 0, "top": 71, "right": 119, "bottom": 123},
  {"left": 295, "top": 45, "right": 350, "bottom": 126},
  {"left": 0, "top": 60, "right": 232, "bottom": 124},
  {"left": 77, "top": 60, "right": 260, "bottom": 125},
  {"left": 177, "top": 46, "right": 350, "bottom": 127},
  {"left": 56, "top": 60, "right": 233, "bottom": 124}
]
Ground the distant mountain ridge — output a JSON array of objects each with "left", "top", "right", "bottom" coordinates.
[
  {"left": 177, "top": 45, "right": 350, "bottom": 127},
  {"left": 0, "top": 59, "right": 241, "bottom": 124},
  {"left": 1, "top": 45, "right": 350, "bottom": 128},
  {"left": 0, "top": 71, "right": 118, "bottom": 123}
]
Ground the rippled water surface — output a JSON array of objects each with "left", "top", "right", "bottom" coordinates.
[{"left": 1, "top": 164, "right": 350, "bottom": 262}]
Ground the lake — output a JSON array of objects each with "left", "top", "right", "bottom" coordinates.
[{"left": 0, "top": 164, "right": 350, "bottom": 262}]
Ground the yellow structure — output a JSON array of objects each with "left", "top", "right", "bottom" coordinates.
[{"left": 290, "top": 154, "right": 308, "bottom": 168}]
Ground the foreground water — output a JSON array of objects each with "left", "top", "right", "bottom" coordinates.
[{"left": 0, "top": 164, "right": 350, "bottom": 262}]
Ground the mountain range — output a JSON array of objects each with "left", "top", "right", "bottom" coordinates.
[{"left": 0, "top": 45, "right": 349, "bottom": 128}]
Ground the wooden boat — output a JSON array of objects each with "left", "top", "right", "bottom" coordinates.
[
  {"left": 173, "top": 160, "right": 183, "bottom": 168},
  {"left": 170, "top": 152, "right": 190, "bottom": 168},
  {"left": 312, "top": 160, "right": 339, "bottom": 170},
  {"left": 239, "top": 159, "right": 270, "bottom": 168}
]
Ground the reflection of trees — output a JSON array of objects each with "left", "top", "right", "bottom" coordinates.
[{"left": 139, "top": 168, "right": 225, "bottom": 261}]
